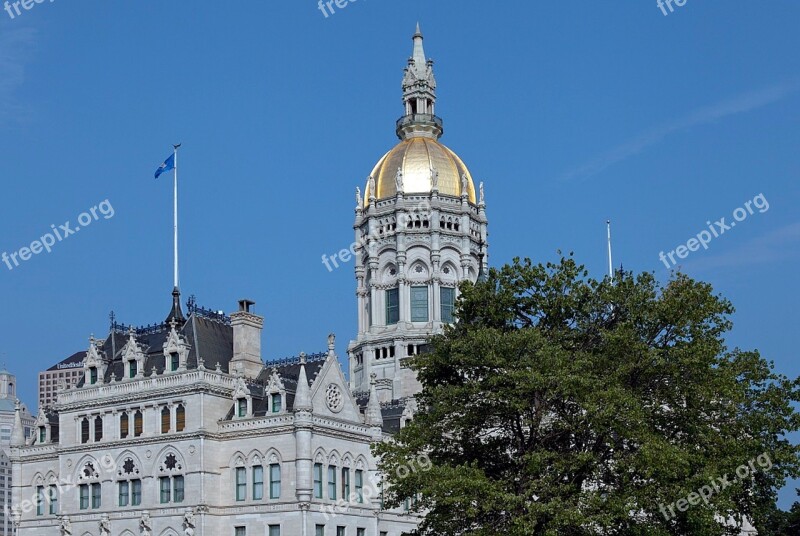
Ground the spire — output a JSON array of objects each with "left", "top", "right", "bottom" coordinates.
[
  {"left": 11, "top": 399, "right": 25, "bottom": 447},
  {"left": 398, "top": 23, "right": 441, "bottom": 141},
  {"left": 365, "top": 374, "right": 383, "bottom": 427},
  {"left": 293, "top": 353, "right": 312, "bottom": 412},
  {"left": 165, "top": 286, "right": 186, "bottom": 325}
]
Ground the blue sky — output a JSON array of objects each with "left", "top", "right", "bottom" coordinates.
[{"left": 1, "top": 0, "right": 799, "bottom": 506}]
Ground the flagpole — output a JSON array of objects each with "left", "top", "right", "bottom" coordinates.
[
  {"left": 606, "top": 219, "right": 614, "bottom": 284},
  {"left": 173, "top": 143, "right": 181, "bottom": 289}
]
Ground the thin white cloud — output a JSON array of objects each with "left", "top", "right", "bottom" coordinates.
[
  {"left": 560, "top": 81, "right": 800, "bottom": 182},
  {"left": 0, "top": 27, "right": 37, "bottom": 125}
]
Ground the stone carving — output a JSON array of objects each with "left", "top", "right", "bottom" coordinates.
[
  {"left": 479, "top": 181, "right": 484, "bottom": 204},
  {"left": 99, "top": 514, "right": 111, "bottom": 536},
  {"left": 430, "top": 167, "right": 439, "bottom": 190},
  {"left": 355, "top": 186, "right": 362, "bottom": 209},
  {"left": 183, "top": 508, "right": 196, "bottom": 536},
  {"left": 140, "top": 511, "right": 153, "bottom": 536},
  {"left": 59, "top": 516, "right": 72, "bottom": 536},
  {"left": 395, "top": 167, "right": 404, "bottom": 193},
  {"left": 368, "top": 175, "right": 376, "bottom": 199},
  {"left": 326, "top": 384, "right": 344, "bottom": 413},
  {"left": 461, "top": 173, "right": 469, "bottom": 197}
]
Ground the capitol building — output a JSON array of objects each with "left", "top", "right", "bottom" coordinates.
[{"left": 9, "top": 26, "right": 488, "bottom": 536}]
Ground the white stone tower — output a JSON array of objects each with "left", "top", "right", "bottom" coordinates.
[{"left": 349, "top": 24, "right": 489, "bottom": 402}]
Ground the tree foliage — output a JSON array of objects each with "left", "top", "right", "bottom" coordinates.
[{"left": 375, "top": 256, "right": 800, "bottom": 535}]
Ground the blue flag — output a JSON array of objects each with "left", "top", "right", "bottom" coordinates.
[{"left": 154, "top": 153, "right": 175, "bottom": 179}]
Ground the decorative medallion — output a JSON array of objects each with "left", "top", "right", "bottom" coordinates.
[{"left": 325, "top": 384, "right": 344, "bottom": 413}]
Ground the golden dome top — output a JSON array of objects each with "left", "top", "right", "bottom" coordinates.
[{"left": 365, "top": 137, "right": 476, "bottom": 205}]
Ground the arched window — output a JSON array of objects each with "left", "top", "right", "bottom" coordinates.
[
  {"left": 94, "top": 416, "right": 103, "bottom": 442},
  {"left": 81, "top": 418, "right": 90, "bottom": 444},
  {"left": 175, "top": 404, "right": 186, "bottom": 432},
  {"left": 161, "top": 407, "right": 171, "bottom": 434},
  {"left": 120, "top": 413, "right": 129, "bottom": 439},
  {"left": 133, "top": 410, "right": 143, "bottom": 437}
]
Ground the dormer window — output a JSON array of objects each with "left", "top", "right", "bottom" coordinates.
[
  {"left": 237, "top": 399, "right": 247, "bottom": 418},
  {"left": 170, "top": 352, "right": 179, "bottom": 372},
  {"left": 129, "top": 361, "right": 137, "bottom": 379},
  {"left": 38, "top": 426, "right": 46, "bottom": 443},
  {"left": 89, "top": 367, "right": 98, "bottom": 385},
  {"left": 271, "top": 394, "right": 281, "bottom": 413}
]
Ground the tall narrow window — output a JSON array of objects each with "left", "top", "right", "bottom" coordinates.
[
  {"left": 176, "top": 404, "right": 186, "bottom": 432},
  {"left": 81, "top": 418, "right": 90, "bottom": 444},
  {"left": 441, "top": 287, "right": 455, "bottom": 323},
  {"left": 119, "top": 481, "right": 129, "bottom": 507},
  {"left": 385, "top": 288, "right": 399, "bottom": 325},
  {"left": 271, "top": 393, "right": 281, "bottom": 413},
  {"left": 238, "top": 399, "right": 247, "bottom": 418},
  {"left": 173, "top": 475, "right": 185, "bottom": 503},
  {"left": 36, "top": 486, "right": 44, "bottom": 516},
  {"left": 38, "top": 427, "right": 46, "bottom": 443},
  {"left": 120, "top": 412, "right": 129, "bottom": 439},
  {"left": 48, "top": 485, "right": 58, "bottom": 515},
  {"left": 253, "top": 465, "right": 264, "bottom": 501},
  {"left": 129, "top": 361, "right": 137, "bottom": 378},
  {"left": 91, "top": 483, "right": 102, "bottom": 509},
  {"left": 131, "top": 479, "right": 142, "bottom": 506},
  {"left": 341, "top": 468, "right": 350, "bottom": 501},
  {"left": 160, "top": 476, "right": 171, "bottom": 504},
  {"left": 411, "top": 286, "right": 429, "bottom": 322},
  {"left": 133, "top": 410, "right": 143, "bottom": 437},
  {"left": 270, "top": 463, "right": 281, "bottom": 499},
  {"left": 94, "top": 416, "right": 103, "bottom": 442},
  {"left": 79, "top": 484, "right": 89, "bottom": 510},
  {"left": 161, "top": 407, "right": 171, "bottom": 434},
  {"left": 235, "top": 467, "right": 247, "bottom": 502},
  {"left": 89, "top": 367, "right": 98, "bottom": 385},
  {"left": 313, "top": 463, "right": 323, "bottom": 498},
  {"left": 355, "top": 470, "right": 364, "bottom": 503},
  {"left": 170, "top": 352, "right": 179, "bottom": 371},
  {"left": 328, "top": 465, "right": 337, "bottom": 500}
]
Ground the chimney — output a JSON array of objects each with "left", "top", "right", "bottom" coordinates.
[{"left": 230, "top": 299, "right": 264, "bottom": 379}]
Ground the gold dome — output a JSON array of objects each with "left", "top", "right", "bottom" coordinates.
[{"left": 366, "top": 137, "right": 476, "bottom": 205}]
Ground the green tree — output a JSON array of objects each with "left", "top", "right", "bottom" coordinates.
[{"left": 375, "top": 256, "right": 800, "bottom": 535}]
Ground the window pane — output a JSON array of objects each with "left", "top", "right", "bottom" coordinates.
[
  {"left": 129, "top": 361, "right": 137, "bottom": 378},
  {"left": 132, "top": 480, "right": 142, "bottom": 506},
  {"left": 441, "top": 287, "right": 455, "bottom": 323},
  {"left": 176, "top": 404, "right": 186, "bottom": 432},
  {"left": 253, "top": 466, "right": 264, "bottom": 501},
  {"left": 134, "top": 411, "right": 143, "bottom": 437},
  {"left": 238, "top": 399, "right": 247, "bottom": 417},
  {"left": 49, "top": 486, "right": 58, "bottom": 515},
  {"left": 411, "top": 286, "right": 429, "bottom": 322},
  {"left": 355, "top": 470, "right": 363, "bottom": 503},
  {"left": 341, "top": 468, "right": 350, "bottom": 501},
  {"left": 160, "top": 476, "right": 171, "bottom": 504},
  {"left": 120, "top": 413, "right": 129, "bottom": 439},
  {"left": 236, "top": 467, "right": 247, "bottom": 501},
  {"left": 94, "top": 416, "right": 103, "bottom": 442},
  {"left": 161, "top": 407, "right": 171, "bottom": 434},
  {"left": 269, "top": 526, "right": 280, "bottom": 536},
  {"left": 79, "top": 485, "right": 89, "bottom": 510},
  {"left": 328, "top": 466, "right": 337, "bottom": 500},
  {"left": 235, "top": 528, "right": 247, "bottom": 536},
  {"left": 174, "top": 475, "right": 185, "bottom": 503},
  {"left": 91, "top": 483, "right": 102, "bottom": 509},
  {"left": 315, "top": 526, "right": 325, "bottom": 536},
  {"left": 386, "top": 288, "right": 399, "bottom": 325},
  {"left": 81, "top": 419, "right": 90, "bottom": 444},
  {"left": 36, "top": 487, "right": 43, "bottom": 516},
  {"left": 313, "top": 463, "right": 323, "bottom": 498},
  {"left": 270, "top": 464, "right": 281, "bottom": 499},
  {"left": 119, "top": 481, "right": 129, "bottom": 507},
  {"left": 272, "top": 393, "right": 281, "bottom": 413}
]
